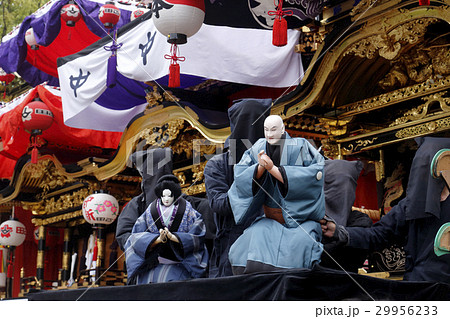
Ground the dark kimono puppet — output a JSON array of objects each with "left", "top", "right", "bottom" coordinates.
[
  {"left": 321, "top": 137, "right": 450, "bottom": 282},
  {"left": 125, "top": 175, "right": 209, "bottom": 284},
  {"left": 115, "top": 148, "right": 173, "bottom": 251},
  {"left": 228, "top": 115, "right": 325, "bottom": 274}
]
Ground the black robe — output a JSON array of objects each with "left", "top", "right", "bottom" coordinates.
[{"left": 346, "top": 137, "right": 450, "bottom": 282}]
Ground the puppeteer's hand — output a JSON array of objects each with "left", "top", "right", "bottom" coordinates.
[
  {"left": 319, "top": 219, "right": 336, "bottom": 238},
  {"left": 164, "top": 227, "right": 180, "bottom": 243}
]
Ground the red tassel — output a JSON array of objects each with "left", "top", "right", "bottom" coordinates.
[
  {"left": 419, "top": 0, "right": 429, "bottom": 5},
  {"left": 273, "top": 17, "right": 287, "bottom": 47},
  {"left": 31, "top": 147, "right": 38, "bottom": 164},
  {"left": 168, "top": 63, "right": 180, "bottom": 88}
]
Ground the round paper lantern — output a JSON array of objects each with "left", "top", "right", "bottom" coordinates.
[
  {"left": 22, "top": 100, "right": 54, "bottom": 135},
  {"left": 152, "top": 0, "right": 205, "bottom": 44},
  {"left": 130, "top": 7, "right": 149, "bottom": 21},
  {"left": 0, "top": 73, "right": 15, "bottom": 85},
  {"left": 0, "top": 220, "right": 26, "bottom": 247},
  {"left": 99, "top": 1, "right": 121, "bottom": 29},
  {"left": 61, "top": 1, "right": 82, "bottom": 27},
  {"left": 25, "top": 28, "right": 39, "bottom": 50},
  {"left": 82, "top": 191, "right": 119, "bottom": 225}
]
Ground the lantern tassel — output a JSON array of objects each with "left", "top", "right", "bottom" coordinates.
[
  {"left": 273, "top": 17, "right": 287, "bottom": 47},
  {"left": 268, "top": 0, "right": 293, "bottom": 47},
  {"left": 165, "top": 44, "right": 185, "bottom": 88},
  {"left": 104, "top": 31, "right": 122, "bottom": 89},
  {"left": 106, "top": 54, "right": 118, "bottom": 88},
  {"left": 30, "top": 135, "right": 39, "bottom": 164},
  {"left": 6, "top": 254, "right": 13, "bottom": 278},
  {"left": 169, "top": 63, "right": 180, "bottom": 88}
]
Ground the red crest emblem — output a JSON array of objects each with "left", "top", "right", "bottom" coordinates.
[{"left": 0, "top": 224, "right": 13, "bottom": 238}]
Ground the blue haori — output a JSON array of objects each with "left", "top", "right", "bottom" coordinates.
[
  {"left": 125, "top": 198, "right": 208, "bottom": 284},
  {"left": 228, "top": 135, "right": 325, "bottom": 273}
]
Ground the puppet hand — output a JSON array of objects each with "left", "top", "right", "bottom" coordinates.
[
  {"left": 164, "top": 227, "right": 180, "bottom": 243},
  {"left": 260, "top": 154, "right": 274, "bottom": 171},
  {"left": 319, "top": 219, "right": 336, "bottom": 238},
  {"left": 159, "top": 228, "right": 168, "bottom": 243},
  {"left": 257, "top": 150, "right": 267, "bottom": 168}
]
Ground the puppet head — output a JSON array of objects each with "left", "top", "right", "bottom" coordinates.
[
  {"left": 161, "top": 189, "right": 175, "bottom": 207},
  {"left": 264, "top": 115, "right": 285, "bottom": 145},
  {"left": 155, "top": 174, "right": 182, "bottom": 204}
]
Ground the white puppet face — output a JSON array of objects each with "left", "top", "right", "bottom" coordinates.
[
  {"left": 161, "top": 189, "right": 174, "bottom": 207},
  {"left": 264, "top": 115, "right": 285, "bottom": 145}
]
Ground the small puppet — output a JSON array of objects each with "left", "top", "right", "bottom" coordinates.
[{"left": 125, "top": 174, "right": 208, "bottom": 284}]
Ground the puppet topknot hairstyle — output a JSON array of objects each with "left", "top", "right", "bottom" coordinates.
[{"left": 154, "top": 174, "right": 182, "bottom": 200}]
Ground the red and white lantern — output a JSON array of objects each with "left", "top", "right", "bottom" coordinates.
[
  {"left": 152, "top": 0, "right": 205, "bottom": 87},
  {"left": 61, "top": 1, "right": 82, "bottom": 27},
  {"left": 22, "top": 100, "right": 54, "bottom": 163},
  {"left": 0, "top": 73, "right": 15, "bottom": 99},
  {"left": 152, "top": 0, "right": 205, "bottom": 42},
  {"left": 82, "top": 192, "right": 119, "bottom": 225},
  {"left": 25, "top": 28, "right": 39, "bottom": 50},
  {"left": 130, "top": 7, "right": 149, "bottom": 21},
  {"left": 0, "top": 220, "right": 26, "bottom": 247},
  {"left": 99, "top": 1, "right": 121, "bottom": 29},
  {"left": 22, "top": 100, "right": 54, "bottom": 135}
]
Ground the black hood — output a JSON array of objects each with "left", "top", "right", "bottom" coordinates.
[
  {"left": 226, "top": 98, "right": 272, "bottom": 164},
  {"left": 405, "top": 137, "right": 450, "bottom": 220},
  {"left": 129, "top": 148, "right": 173, "bottom": 208}
]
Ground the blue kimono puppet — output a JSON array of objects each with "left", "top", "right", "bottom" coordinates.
[
  {"left": 228, "top": 115, "right": 325, "bottom": 274},
  {"left": 125, "top": 174, "right": 209, "bottom": 284}
]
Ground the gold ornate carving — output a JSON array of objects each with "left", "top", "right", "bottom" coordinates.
[
  {"left": 24, "top": 159, "right": 75, "bottom": 195},
  {"left": 343, "top": 75, "right": 450, "bottom": 117},
  {"left": 145, "top": 83, "right": 180, "bottom": 109},
  {"left": 380, "top": 42, "right": 450, "bottom": 90},
  {"left": 375, "top": 150, "right": 385, "bottom": 182},
  {"left": 344, "top": 18, "right": 437, "bottom": 61},
  {"left": 390, "top": 91, "right": 450, "bottom": 126},
  {"left": 182, "top": 183, "right": 206, "bottom": 196},
  {"left": 355, "top": 137, "right": 378, "bottom": 148},
  {"left": 137, "top": 119, "right": 185, "bottom": 148},
  {"left": 191, "top": 162, "right": 206, "bottom": 183},
  {"left": 395, "top": 117, "right": 450, "bottom": 139},
  {"left": 320, "top": 139, "right": 339, "bottom": 159},
  {"left": 32, "top": 209, "right": 84, "bottom": 226},
  {"left": 318, "top": 117, "right": 353, "bottom": 136},
  {"left": 341, "top": 137, "right": 378, "bottom": 155},
  {"left": 172, "top": 130, "right": 221, "bottom": 159},
  {"left": 27, "top": 187, "right": 91, "bottom": 217},
  {"left": 175, "top": 172, "right": 187, "bottom": 186}
]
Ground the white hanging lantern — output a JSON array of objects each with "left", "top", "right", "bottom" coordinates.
[
  {"left": 151, "top": 0, "right": 205, "bottom": 87},
  {"left": 0, "top": 219, "right": 27, "bottom": 247},
  {"left": 152, "top": 0, "right": 205, "bottom": 43},
  {"left": 82, "top": 191, "right": 119, "bottom": 225},
  {"left": 25, "top": 28, "right": 39, "bottom": 50}
]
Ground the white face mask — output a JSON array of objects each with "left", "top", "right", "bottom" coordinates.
[
  {"left": 264, "top": 115, "right": 285, "bottom": 145},
  {"left": 161, "top": 189, "right": 174, "bottom": 207}
]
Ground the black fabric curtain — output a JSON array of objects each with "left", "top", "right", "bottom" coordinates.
[{"left": 27, "top": 266, "right": 450, "bottom": 301}]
